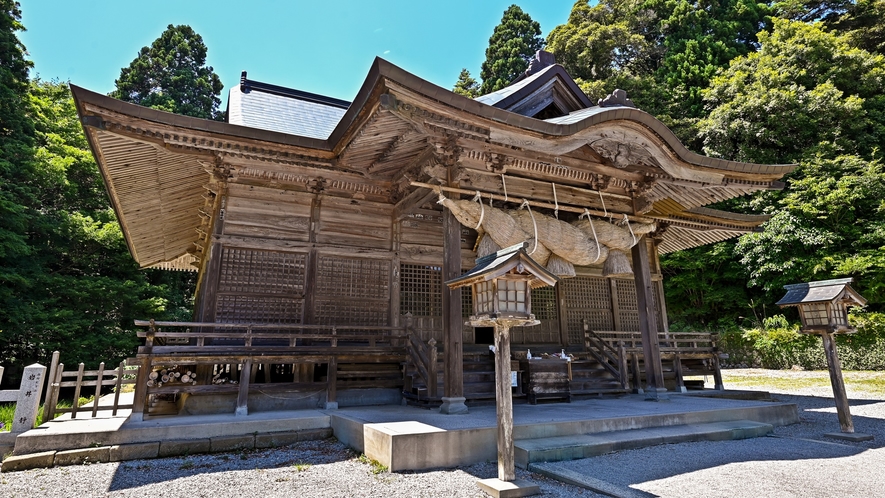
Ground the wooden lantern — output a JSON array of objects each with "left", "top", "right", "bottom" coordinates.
[
  {"left": 776, "top": 278, "right": 872, "bottom": 440},
  {"left": 776, "top": 278, "right": 866, "bottom": 334},
  {"left": 447, "top": 242, "right": 558, "bottom": 327},
  {"left": 447, "top": 243, "right": 557, "bottom": 493}
]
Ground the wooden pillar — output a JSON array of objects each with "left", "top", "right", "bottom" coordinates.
[
  {"left": 326, "top": 356, "right": 338, "bottom": 410},
  {"left": 441, "top": 208, "right": 465, "bottom": 405},
  {"left": 493, "top": 326, "right": 515, "bottom": 482},
  {"left": 631, "top": 236, "right": 667, "bottom": 399},
  {"left": 235, "top": 360, "right": 251, "bottom": 416},
  {"left": 556, "top": 283, "right": 569, "bottom": 346},
  {"left": 821, "top": 331, "right": 854, "bottom": 433}
]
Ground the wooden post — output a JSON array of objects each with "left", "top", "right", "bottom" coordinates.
[
  {"left": 130, "top": 357, "right": 150, "bottom": 422},
  {"left": 440, "top": 205, "right": 466, "bottom": 414},
  {"left": 428, "top": 339, "right": 439, "bottom": 398},
  {"left": 618, "top": 342, "right": 629, "bottom": 390},
  {"left": 112, "top": 360, "right": 125, "bottom": 416},
  {"left": 326, "top": 356, "right": 338, "bottom": 409},
  {"left": 631, "top": 236, "right": 667, "bottom": 400},
  {"left": 821, "top": 331, "right": 854, "bottom": 433},
  {"left": 673, "top": 355, "right": 686, "bottom": 393},
  {"left": 46, "top": 362, "right": 63, "bottom": 421},
  {"left": 71, "top": 363, "right": 85, "bottom": 419},
  {"left": 236, "top": 360, "right": 251, "bottom": 416},
  {"left": 493, "top": 325, "right": 515, "bottom": 482},
  {"left": 556, "top": 283, "right": 569, "bottom": 346},
  {"left": 92, "top": 362, "right": 105, "bottom": 417},
  {"left": 42, "top": 351, "right": 60, "bottom": 423},
  {"left": 630, "top": 352, "right": 643, "bottom": 394}
]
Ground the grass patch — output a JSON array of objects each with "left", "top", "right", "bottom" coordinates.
[
  {"left": 1, "top": 396, "right": 94, "bottom": 432},
  {"left": 291, "top": 461, "right": 311, "bottom": 472},
  {"left": 357, "top": 453, "right": 388, "bottom": 474},
  {"left": 718, "top": 369, "right": 885, "bottom": 397}
]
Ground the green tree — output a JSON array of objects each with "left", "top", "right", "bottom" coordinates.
[
  {"left": 700, "top": 19, "right": 885, "bottom": 165},
  {"left": 0, "top": 80, "right": 197, "bottom": 377},
  {"left": 0, "top": 0, "right": 37, "bottom": 367},
  {"left": 111, "top": 24, "right": 223, "bottom": 119},
  {"left": 453, "top": 68, "right": 480, "bottom": 98},
  {"left": 479, "top": 5, "right": 545, "bottom": 94},
  {"left": 546, "top": 0, "right": 656, "bottom": 102}
]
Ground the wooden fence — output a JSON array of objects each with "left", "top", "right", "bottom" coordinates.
[{"left": 43, "top": 351, "right": 136, "bottom": 420}]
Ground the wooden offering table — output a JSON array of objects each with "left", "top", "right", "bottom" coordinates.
[{"left": 520, "top": 358, "right": 571, "bottom": 404}]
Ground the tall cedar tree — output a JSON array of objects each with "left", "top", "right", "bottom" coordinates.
[
  {"left": 0, "top": 0, "right": 37, "bottom": 369},
  {"left": 111, "top": 24, "right": 223, "bottom": 119},
  {"left": 479, "top": 5, "right": 545, "bottom": 94}
]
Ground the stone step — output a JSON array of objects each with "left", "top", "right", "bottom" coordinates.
[{"left": 514, "top": 419, "right": 773, "bottom": 468}]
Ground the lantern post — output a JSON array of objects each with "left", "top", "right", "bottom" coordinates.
[
  {"left": 776, "top": 278, "right": 873, "bottom": 441},
  {"left": 447, "top": 243, "right": 558, "bottom": 497}
]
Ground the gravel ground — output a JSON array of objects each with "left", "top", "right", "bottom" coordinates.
[
  {"left": 0, "top": 439, "right": 603, "bottom": 498},
  {"left": 2, "top": 370, "right": 882, "bottom": 498},
  {"left": 547, "top": 370, "right": 885, "bottom": 498}
]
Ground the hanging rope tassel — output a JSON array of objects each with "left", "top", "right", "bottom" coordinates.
[
  {"left": 581, "top": 209, "right": 602, "bottom": 264},
  {"left": 435, "top": 186, "right": 447, "bottom": 204},
  {"left": 472, "top": 190, "right": 485, "bottom": 230},
  {"left": 552, "top": 182, "right": 559, "bottom": 219},
  {"left": 520, "top": 199, "right": 539, "bottom": 255}
]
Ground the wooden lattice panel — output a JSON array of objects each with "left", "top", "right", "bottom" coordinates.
[
  {"left": 218, "top": 248, "right": 306, "bottom": 294},
  {"left": 216, "top": 295, "right": 303, "bottom": 324},
  {"left": 563, "top": 277, "right": 614, "bottom": 344},
  {"left": 400, "top": 264, "right": 442, "bottom": 317},
  {"left": 214, "top": 247, "right": 306, "bottom": 327},
  {"left": 614, "top": 279, "right": 640, "bottom": 332},
  {"left": 314, "top": 299, "right": 389, "bottom": 326},
  {"left": 315, "top": 255, "right": 390, "bottom": 327},
  {"left": 531, "top": 287, "right": 558, "bottom": 320},
  {"left": 317, "top": 256, "right": 389, "bottom": 297}
]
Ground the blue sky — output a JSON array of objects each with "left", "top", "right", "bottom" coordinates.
[{"left": 19, "top": 1, "right": 574, "bottom": 106}]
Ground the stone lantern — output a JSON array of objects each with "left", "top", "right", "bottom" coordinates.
[
  {"left": 776, "top": 278, "right": 872, "bottom": 441},
  {"left": 447, "top": 242, "right": 558, "bottom": 497}
]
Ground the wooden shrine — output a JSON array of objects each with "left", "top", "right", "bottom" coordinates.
[{"left": 73, "top": 51, "right": 796, "bottom": 415}]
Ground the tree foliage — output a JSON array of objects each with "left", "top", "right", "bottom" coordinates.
[
  {"left": 111, "top": 24, "right": 223, "bottom": 119},
  {"left": 453, "top": 68, "right": 480, "bottom": 98},
  {"left": 700, "top": 18, "right": 885, "bottom": 164},
  {"left": 479, "top": 5, "right": 545, "bottom": 94}
]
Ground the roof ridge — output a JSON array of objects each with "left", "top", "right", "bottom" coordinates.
[{"left": 239, "top": 71, "right": 351, "bottom": 109}]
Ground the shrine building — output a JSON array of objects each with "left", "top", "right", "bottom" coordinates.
[{"left": 72, "top": 52, "right": 795, "bottom": 416}]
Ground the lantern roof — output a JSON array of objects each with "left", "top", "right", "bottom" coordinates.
[
  {"left": 776, "top": 278, "right": 867, "bottom": 307},
  {"left": 446, "top": 243, "right": 559, "bottom": 290}
]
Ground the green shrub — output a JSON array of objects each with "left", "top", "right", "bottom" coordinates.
[{"left": 718, "top": 312, "right": 885, "bottom": 370}]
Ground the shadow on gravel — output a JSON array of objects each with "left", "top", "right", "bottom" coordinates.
[
  {"left": 106, "top": 438, "right": 355, "bottom": 492},
  {"left": 549, "top": 391, "right": 885, "bottom": 494}
]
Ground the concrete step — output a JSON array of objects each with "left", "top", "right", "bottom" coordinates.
[{"left": 514, "top": 419, "right": 773, "bottom": 468}]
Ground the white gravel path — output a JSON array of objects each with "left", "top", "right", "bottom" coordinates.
[
  {"left": 2, "top": 371, "right": 882, "bottom": 498},
  {"left": 0, "top": 438, "right": 604, "bottom": 498},
  {"left": 545, "top": 372, "right": 885, "bottom": 498}
]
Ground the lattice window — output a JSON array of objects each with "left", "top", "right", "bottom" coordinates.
[
  {"left": 216, "top": 295, "right": 303, "bottom": 324},
  {"left": 317, "top": 256, "right": 389, "bottom": 298},
  {"left": 218, "top": 248, "right": 305, "bottom": 294},
  {"left": 564, "top": 277, "right": 614, "bottom": 344},
  {"left": 462, "top": 286, "right": 473, "bottom": 318},
  {"left": 314, "top": 255, "right": 390, "bottom": 327},
  {"left": 615, "top": 279, "right": 640, "bottom": 332},
  {"left": 314, "top": 299, "right": 389, "bottom": 327},
  {"left": 531, "top": 286, "right": 558, "bottom": 320},
  {"left": 563, "top": 277, "right": 611, "bottom": 310},
  {"left": 400, "top": 264, "right": 442, "bottom": 317}
]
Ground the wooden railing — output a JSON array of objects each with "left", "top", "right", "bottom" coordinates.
[
  {"left": 43, "top": 351, "right": 136, "bottom": 420},
  {"left": 585, "top": 329, "right": 725, "bottom": 392},
  {"left": 130, "top": 319, "right": 410, "bottom": 419},
  {"left": 406, "top": 334, "right": 439, "bottom": 398},
  {"left": 581, "top": 320, "right": 629, "bottom": 390}
]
